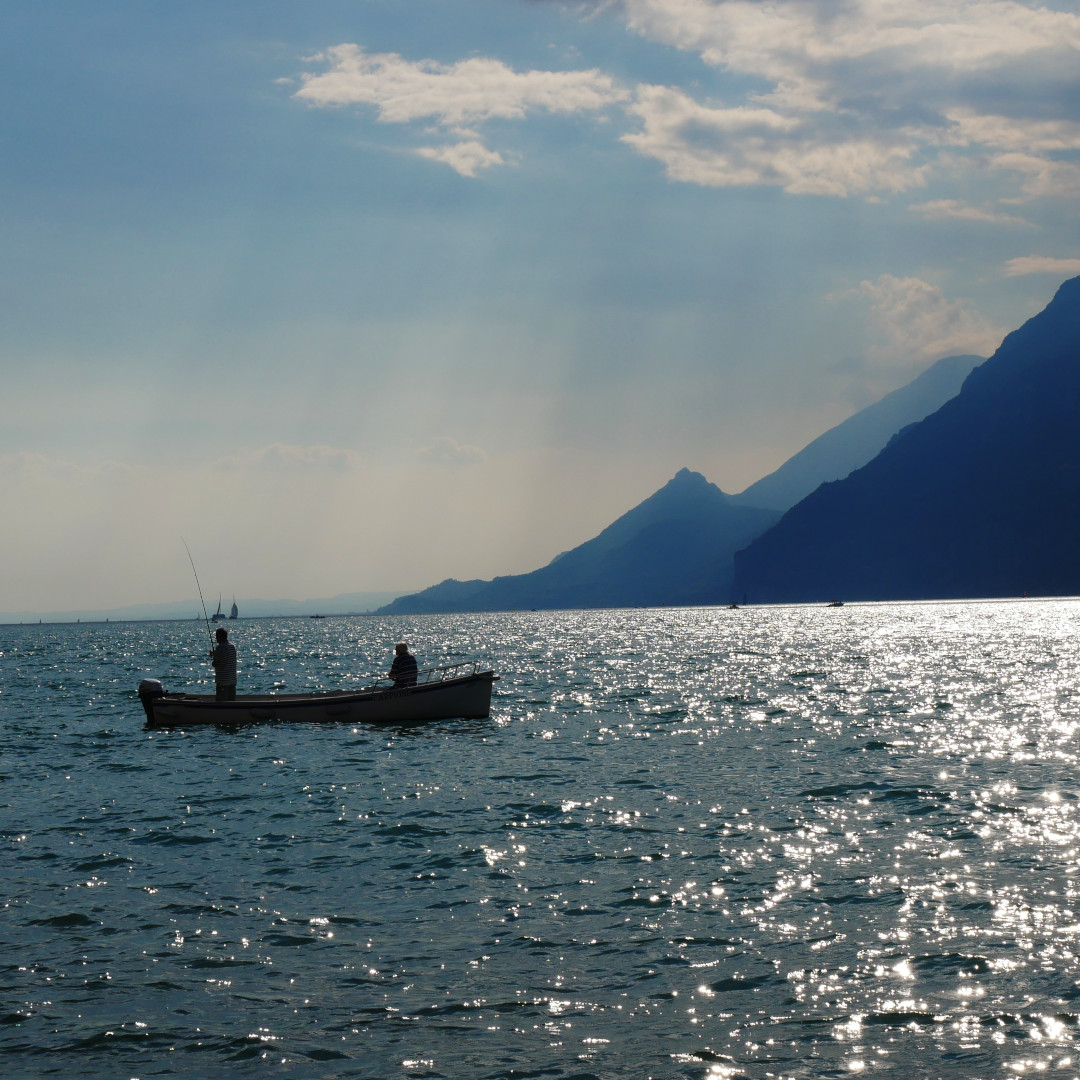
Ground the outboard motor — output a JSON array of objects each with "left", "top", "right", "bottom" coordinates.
[{"left": 138, "top": 678, "right": 165, "bottom": 724}]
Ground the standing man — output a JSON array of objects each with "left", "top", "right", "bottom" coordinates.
[
  {"left": 211, "top": 626, "right": 238, "bottom": 701},
  {"left": 388, "top": 641, "right": 418, "bottom": 688}
]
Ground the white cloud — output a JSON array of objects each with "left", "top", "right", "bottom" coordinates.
[
  {"left": 837, "top": 273, "right": 1005, "bottom": 363},
  {"left": 621, "top": 0, "right": 1080, "bottom": 91},
  {"left": 0, "top": 451, "right": 136, "bottom": 481},
  {"left": 294, "top": 44, "right": 628, "bottom": 173},
  {"left": 216, "top": 444, "right": 363, "bottom": 472},
  {"left": 991, "top": 154, "right": 1080, "bottom": 200},
  {"left": 623, "top": 84, "right": 926, "bottom": 195},
  {"left": 0, "top": 450, "right": 74, "bottom": 476},
  {"left": 1003, "top": 255, "right": 1080, "bottom": 277},
  {"left": 942, "top": 109, "right": 1080, "bottom": 155},
  {"left": 909, "top": 199, "right": 1029, "bottom": 225},
  {"left": 615, "top": 0, "right": 1080, "bottom": 200},
  {"left": 414, "top": 436, "right": 488, "bottom": 467},
  {"left": 297, "top": 45, "right": 628, "bottom": 125},
  {"left": 416, "top": 140, "right": 505, "bottom": 177},
  {"left": 290, "top": 5, "right": 1080, "bottom": 200}
]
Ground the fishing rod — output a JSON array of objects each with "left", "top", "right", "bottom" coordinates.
[{"left": 181, "top": 537, "right": 215, "bottom": 649}]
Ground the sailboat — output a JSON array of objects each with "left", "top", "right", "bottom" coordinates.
[
  {"left": 229, "top": 597, "right": 238, "bottom": 620},
  {"left": 211, "top": 595, "right": 227, "bottom": 622}
]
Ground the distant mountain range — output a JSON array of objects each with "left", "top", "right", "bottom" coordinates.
[
  {"left": 380, "top": 350, "right": 987, "bottom": 614},
  {"left": 732, "top": 354, "right": 982, "bottom": 511},
  {"left": 734, "top": 276, "right": 1080, "bottom": 602},
  {"left": 0, "top": 591, "right": 409, "bottom": 625},
  {"left": 378, "top": 469, "right": 780, "bottom": 613},
  {"left": 22, "top": 296, "right": 1047, "bottom": 624}
]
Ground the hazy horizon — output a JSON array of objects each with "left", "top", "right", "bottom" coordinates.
[
  {"left": 0, "top": 589, "right": 414, "bottom": 626},
  {"left": 3, "top": 0, "right": 1079, "bottom": 613}
]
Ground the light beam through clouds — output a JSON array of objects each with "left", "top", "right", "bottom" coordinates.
[{"left": 1, "top": 0, "right": 1078, "bottom": 613}]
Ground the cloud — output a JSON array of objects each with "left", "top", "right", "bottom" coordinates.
[
  {"left": 836, "top": 273, "right": 1005, "bottom": 363},
  {"left": 0, "top": 450, "right": 74, "bottom": 476},
  {"left": 290, "top": 5, "right": 1080, "bottom": 201},
  {"left": 941, "top": 109, "right": 1080, "bottom": 155},
  {"left": 294, "top": 44, "right": 628, "bottom": 173},
  {"left": 990, "top": 154, "right": 1080, "bottom": 200},
  {"left": 215, "top": 444, "right": 363, "bottom": 472},
  {"left": 623, "top": 84, "right": 926, "bottom": 195},
  {"left": 614, "top": 0, "right": 1080, "bottom": 200},
  {"left": 1003, "top": 255, "right": 1080, "bottom": 277},
  {"left": 909, "top": 199, "right": 1029, "bottom": 225},
  {"left": 620, "top": 0, "right": 1080, "bottom": 94},
  {"left": 296, "top": 44, "right": 628, "bottom": 125},
  {"left": 416, "top": 140, "right": 505, "bottom": 177},
  {"left": 414, "top": 436, "right": 488, "bottom": 467},
  {"left": 0, "top": 451, "right": 136, "bottom": 481}
]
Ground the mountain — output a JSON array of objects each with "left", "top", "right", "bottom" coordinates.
[
  {"left": 733, "top": 354, "right": 982, "bottom": 511},
  {"left": 378, "top": 469, "right": 781, "bottom": 613},
  {"left": 733, "top": 276, "right": 1080, "bottom": 603}
]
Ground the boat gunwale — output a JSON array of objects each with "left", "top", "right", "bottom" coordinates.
[{"left": 152, "top": 670, "right": 498, "bottom": 710}]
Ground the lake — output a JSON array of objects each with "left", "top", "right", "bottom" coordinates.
[{"left": 3, "top": 601, "right": 1080, "bottom": 1079}]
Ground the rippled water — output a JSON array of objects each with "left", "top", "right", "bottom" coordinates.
[{"left": 4, "top": 601, "right": 1080, "bottom": 1079}]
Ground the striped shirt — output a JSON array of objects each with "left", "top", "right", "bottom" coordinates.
[
  {"left": 212, "top": 641, "right": 237, "bottom": 686},
  {"left": 389, "top": 651, "right": 418, "bottom": 688}
]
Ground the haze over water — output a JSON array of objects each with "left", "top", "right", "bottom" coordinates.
[{"left": 4, "top": 602, "right": 1080, "bottom": 1079}]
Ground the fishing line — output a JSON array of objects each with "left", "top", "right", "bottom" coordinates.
[{"left": 181, "top": 537, "right": 214, "bottom": 648}]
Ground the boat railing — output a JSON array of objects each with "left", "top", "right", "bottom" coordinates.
[{"left": 373, "top": 660, "right": 486, "bottom": 689}]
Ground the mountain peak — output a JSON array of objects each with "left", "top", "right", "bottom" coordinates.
[
  {"left": 378, "top": 468, "right": 778, "bottom": 613},
  {"left": 662, "top": 468, "right": 721, "bottom": 496},
  {"left": 670, "top": 467, "right": 707, "bottom": 485}
]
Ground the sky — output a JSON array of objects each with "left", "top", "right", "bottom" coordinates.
[{"left": 2, "top": 0, "right": 1079, "bottom": 615}]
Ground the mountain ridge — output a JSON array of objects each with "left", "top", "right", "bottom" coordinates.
[
  {"left": 732, "top": 354, "right": 983, "bottom": 511},
  {"left": 379, "top": 347, "right": 993, "bottom": 614},
  {"left": 733, "top": 276, "right": 1080, "bottom": 602},
  {"left": 378, "top": 469, "right": 780, "bottom": 613}
]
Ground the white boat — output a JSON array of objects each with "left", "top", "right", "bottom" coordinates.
[
  {"left": 211, "top": 596, "right": 227, "bottom": 622},
  {"left": 137, "top": 662, "right": 498, "bottom": 728}
]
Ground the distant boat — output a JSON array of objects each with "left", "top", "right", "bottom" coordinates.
[
  {"left": 310, "top": 614, "right": 326, "bottom": 619},
  {"left": 827, "top": 600, "right": 844, "bottom": 607},
  {"left": 211, "top": 596, "right": 227, "bottom": 622},
  {"left": 137, "top": 663, "right": 498, "bottom": 728},
  {"left": 229, "top": 597, "right": 238, "bottom": 620}
]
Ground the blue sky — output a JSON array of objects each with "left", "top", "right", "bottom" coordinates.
[{"left": 2, "top": 0, "right": 1079, "bottom": 613}]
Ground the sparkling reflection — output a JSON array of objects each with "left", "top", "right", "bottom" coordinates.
[{"left": 4, "top": 599, "right": 1080, "bottom": 1076}]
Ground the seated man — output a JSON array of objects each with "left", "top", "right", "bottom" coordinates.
[{"left": 388, "top": 641, "right": 418, "bottom": 688}]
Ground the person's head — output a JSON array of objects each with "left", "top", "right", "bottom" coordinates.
[
  {"left": 216, "top": 627, "right": 228, "bottom": 642},
  {"left": 395, "top": 641, "right": 409, "bottom": 655}
]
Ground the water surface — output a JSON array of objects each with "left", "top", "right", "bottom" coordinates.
[{"left": 3, "top": 601, "right": 1080, "bottom": 1078}]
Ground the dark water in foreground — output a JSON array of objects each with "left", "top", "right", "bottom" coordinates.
[{"left": 4, "top": 602, "right": 1080, "bottom": 1079}]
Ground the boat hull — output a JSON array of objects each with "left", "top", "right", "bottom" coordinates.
[{"left": 140, "top": 671, "right": 498, "bottom": 728}]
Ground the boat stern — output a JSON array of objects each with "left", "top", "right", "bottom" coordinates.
[{"left": 137, "top": 679, "right": 166, "bottom": 724}]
